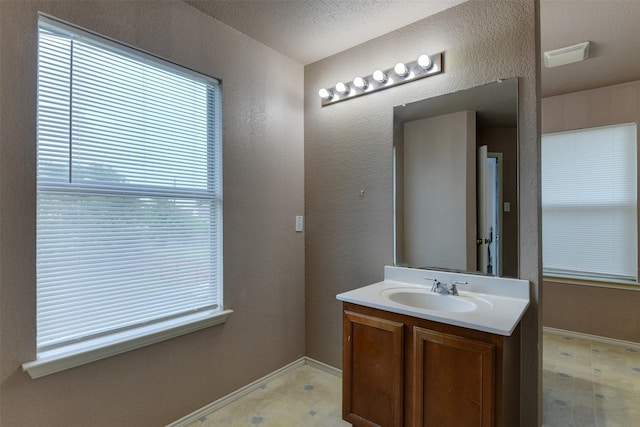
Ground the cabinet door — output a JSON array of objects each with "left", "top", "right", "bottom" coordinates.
[
  {"left": 412, "top": 327, "right": 495, "bottom": 427},
  {"left": 343, "top": 310, "right": 404, "bottom": 427}
]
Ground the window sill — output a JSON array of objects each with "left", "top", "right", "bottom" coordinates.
[
  {"left": 22, "top": 309, "right": 233, "bottom": 379},
  {"left": 543, "top": 274, "right": 640, "bottom": 291}
]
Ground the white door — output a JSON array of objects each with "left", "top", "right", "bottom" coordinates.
[
  {"left": 477, "top": 145, "right": 489, "bottom": 273},
  {"left": 477, "top": 146, "right": 503, "bottom": 275}
]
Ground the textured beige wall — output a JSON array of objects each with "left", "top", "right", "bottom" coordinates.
[
  {"left": 304, "top": 0, "right": 541, "bottom": 425},
  {"left": 542, "top": 80, "right": 640, "bottom": 343},
  {"left": 543, "top": 280, "right": 640, "bottom": 342},
  {"left": 0, "top": 1, "right": 304, "bottom": 425}
]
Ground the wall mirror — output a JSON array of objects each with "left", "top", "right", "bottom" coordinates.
[{"left": 393, "top": 78, "right": 519, "bottom": 278}]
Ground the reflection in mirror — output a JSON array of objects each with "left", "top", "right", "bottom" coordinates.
[{"left": 394, "top": 78, "right": 518, "bottom": 278}]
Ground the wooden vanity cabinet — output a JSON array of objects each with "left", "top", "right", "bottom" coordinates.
[
  {"left": 342, "top": 310, "right": 404, "bottom": 427},
  {"left": 342, "top": 302, "right": 520, "bottom": 427},
  {"left": 412, "top": 327, "right": 495, "bottom": 426}
]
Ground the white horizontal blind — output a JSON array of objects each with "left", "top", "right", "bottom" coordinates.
[
  {"left": 542, "top": 123, "right": 637, "bottom": 281},
  {"left": 37, "top": 17, "right": 222, "bottom": 351}
]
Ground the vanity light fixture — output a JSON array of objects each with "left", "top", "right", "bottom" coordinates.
[
  {"left": 318, "top": 87, "right": 333, "bottom": 100},
  {"left": 418, "top": 54, "right": 433, "bottom": 70},
  {"left": 353, "top": 76, "right": 369, "bottom": 90},
  {"left": 394, "top": 62, "right": 409, "bottom": 77},
  {"left": 318, "top": 52, "right": 443, "bottom": 106},
  {"left": 372, "top": 69, "right": 387, "bottom": 84},
  {"left": 335, "top": 81, "right": 351, "bottom": 96}
]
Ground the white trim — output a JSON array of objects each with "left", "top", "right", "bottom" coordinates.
[
  {"left": 23, "top": 309, "right": 233, "bottom": 379},
  {"left": 543, "top": 326, "right": 640, "bottom": 350},
  {"left": 543, "top": 275, "right": 640, "bottom": 291},
  {"left": 166, "top": 357, "right": 342, "bottom": 427},
  {"left": 305, "top": 357, "right": 343, "bottom": 378}
]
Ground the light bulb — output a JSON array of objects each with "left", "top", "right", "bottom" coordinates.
[
  {"left": 418, "top": 54, "right": 433, "bottom": 70},
  {"left": 335, "top": 82, "right": 350, "bottom": 96},
  {"left": 394, "top": 62, "right": 409, "bottom": 77},
  {"left": 372, "top": 69, "right": 387, "bottom": 84},
  {"left": 353, "top": 76, "right": 368, "bottom": 90},
  {"left": 318, "top": 88, "right": 333, "bottom": 100}
]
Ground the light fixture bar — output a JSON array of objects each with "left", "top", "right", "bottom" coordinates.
[{"left": 319, "top": 52, "right": 444, "bottom": 107}]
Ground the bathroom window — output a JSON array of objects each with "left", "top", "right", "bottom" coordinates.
[
  {"left": 32, "top": 16, "right": 223, "bottom": 372},
  {"left": 542, "top": 122, "right": 638, "bottom": 282}
]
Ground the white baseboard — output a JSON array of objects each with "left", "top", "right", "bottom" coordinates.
[
  {"left": 166, "top": 357, "right": 342, "bottom": 427},
  {"left": 305, "top": 356, "right": 342, "bottom": 378},
  {"left": 544, "top": 326, "right": 640, "bottom": 351}
]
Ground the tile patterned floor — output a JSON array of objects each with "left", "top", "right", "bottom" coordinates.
[
  {"left": 543, "top": 332, "right": 640, "bottom": 427},
  {"left": 188, "top": 332, "right": 640, "bottom": 426},
  {"left": 187, "top": 364, "right": 349, "bottom": 427}
]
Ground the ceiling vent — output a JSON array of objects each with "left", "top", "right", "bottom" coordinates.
[{"left": 544, "top": 41, "right": 590, "bottom": 68}]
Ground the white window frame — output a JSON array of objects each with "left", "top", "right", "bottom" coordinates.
[{"left": 23, "top": 16, "right": 231, "bottom": 379}]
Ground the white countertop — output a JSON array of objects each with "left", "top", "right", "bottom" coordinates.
[{"left": 336, "top": 266, "right": 530, "bottom": 336}]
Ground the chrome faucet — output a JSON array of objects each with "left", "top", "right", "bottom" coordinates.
[
  {"left": 429, "top": 279, "right": 468, "bottom": 296},
  {"left": 430, "top": 279, "right": 450, "bottom": 294}
]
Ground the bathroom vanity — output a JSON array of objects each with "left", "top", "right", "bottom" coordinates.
[{"left": 336, "top": 266, "right": 529, "bottom": 427}]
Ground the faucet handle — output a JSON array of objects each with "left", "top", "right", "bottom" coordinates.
[{"left": 450, "top": 281, "right": 468, "bottom": 295}]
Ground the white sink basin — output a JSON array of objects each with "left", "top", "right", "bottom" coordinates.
[
  {"left": 379, "top": 288, "right": 492, "bottom": 313},
  {"left": 336, "top": 266, "right": 530, "bottom": 336}
]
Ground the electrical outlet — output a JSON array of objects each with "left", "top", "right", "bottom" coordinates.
[{"left": 295, "top": 215, "right": 304, "bottom": 232}]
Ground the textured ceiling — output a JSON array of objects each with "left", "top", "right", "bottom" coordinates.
[
  {"left": 540, "top": 0, "right": 640, "bottom": 97},
  {"left": 184, "top": 0, "right": 640, "bottom": 97},
  {"left": 183, "top": 0, "right": 466, "bottom": 65}
]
